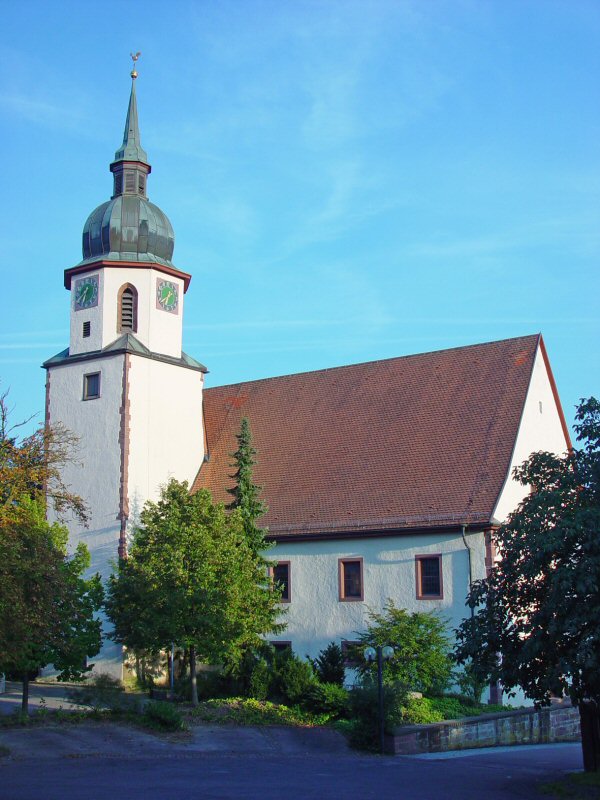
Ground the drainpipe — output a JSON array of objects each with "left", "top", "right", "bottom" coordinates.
[{"left": 461, "top": 524, "right": 474, "bottom": 618}]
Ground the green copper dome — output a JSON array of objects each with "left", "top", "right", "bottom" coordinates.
[
  {"left": 81, "top": 195, "right": 174, "bottom": 265},
  {"left": 78, "top": 75, "right": 175, "bottom": 268}
]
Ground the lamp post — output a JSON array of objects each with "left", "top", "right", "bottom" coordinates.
[{"left": 363, "top": 644, "right": 394, "bottom": 754}]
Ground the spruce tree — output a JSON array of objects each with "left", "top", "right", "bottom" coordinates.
[{"left": 227, "top": 417, "right": 269, "bottom": 558}]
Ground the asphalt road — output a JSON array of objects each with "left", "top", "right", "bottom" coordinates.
[{"left": 0, "top": 742, "right": 583, "bottom": 800}]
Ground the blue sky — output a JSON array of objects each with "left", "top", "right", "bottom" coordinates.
[{"left": 1, "top": 0, "right": 598, "bottom": 439}]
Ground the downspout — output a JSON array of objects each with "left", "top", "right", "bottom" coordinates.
[{"left": 461, "top": 524, "right": 474, "bottom": 618}]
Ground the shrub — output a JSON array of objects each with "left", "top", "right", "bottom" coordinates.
[
  {"left": 302, "top": 683, "right": 349, "bottom": 717},
  {"left": 142, "top": 700, "right": 186, "bottom": 731},
  {"left": 67, "top": 673, "right": 135, "bottom": 712},
  {"left": 274, "top": 652, "right": 316, "bottom": 705},
  {"left": 400, "top": 696, "right": 444, "bottom": 725},
  {"left": 347, "top": 677, "right": 407, "bottom": 750},
  {"left": 356, "top": 600, "right": 454, "bottom": 695},
  {"left": 310, "top": 643, "right": 345, "bottom": 686},
  {"left": 249, "top": 658, "right": 271, "bottom": 701}
]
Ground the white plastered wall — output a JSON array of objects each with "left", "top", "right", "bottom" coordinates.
[
  {"left": 46, "top": 354, "right": 126, "bottom": 677},
  {"left": 269, "top": 530, "right": 487, "bottom": 665},
  {"left": 493, "top": 344, "right": 570, "bottom": 523},
  {"left": 70, "top": 266, "right": 185, "bottom": 359},
  {"left": 126, "top": 355, "right": 204, "bottom": 519}
]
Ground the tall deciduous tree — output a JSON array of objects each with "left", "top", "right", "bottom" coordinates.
[
  {"left": 0, "top": 499, "right": 103, "bottom": 712},
  {"left": 454, "top": 398, "right": 600, "bottom": 772},
  {"left": 105, "top": 480, "right": 283, "bottom": 705},
  {"left": 0, "top": 390, "right": 100, "bottom": 712},
  {"left": 227, "top": 417, "right": 268, "bottom": 557},
  {"left": 0, "top": 389, "right": 88, "bottom": 527}
]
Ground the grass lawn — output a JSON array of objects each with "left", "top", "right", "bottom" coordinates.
[{"left": 542, "top": 772, "right": 600, "bottom": 799}]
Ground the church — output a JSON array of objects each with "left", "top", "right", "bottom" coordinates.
[{"left": 44, "top": 71, "right": 571, "bottom": 697}]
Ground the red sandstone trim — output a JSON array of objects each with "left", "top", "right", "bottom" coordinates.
[
  {"left": 64, "top": 260, "right": 192, "bottom": 292},
  {"left": 539, "top": 335, "right": 572, "bottom": 451},
  {"left": 268, "top": 561, "right": 291, "bottom": 603},
  {"left": 338, "top": 557, "right": 364, "bottom": 602},
  {"left": 415, "top": 554, "right": 443, "bottom": 600},
  {"left": 118, "top": 354, "right": 131, "bottom": 559}
]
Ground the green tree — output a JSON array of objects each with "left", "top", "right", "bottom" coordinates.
[
  {"left": 310, "top": 642, "right": 346, "bottom": 687},
  {"left": 454, "top": 398, "right": 600, "bottom": 772},
  {"left": 356, "top": 600, "right": 453, "bottom": 695},
  {"left": 227, "top": 417, "right": 268, "bottom": 557},
  {"left": 0, "top": 390, "right": 100, "bottom": 713},
  {"left": 0, "top": 499, "right": 103, "bottom": 713},
  {"left": 0, "top": 388, "right": 88, "bottom": 527},
  {"left": 105, "top": 480, "right": 284, "bottom": 705}
]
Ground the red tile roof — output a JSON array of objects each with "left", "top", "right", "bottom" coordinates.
[{"left": 193, "top": 334, "right": 546, "bottom": 539}]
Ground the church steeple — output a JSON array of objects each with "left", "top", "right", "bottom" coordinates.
[{"left": 110, "top": 55, "right": 151, "bottom": 200}]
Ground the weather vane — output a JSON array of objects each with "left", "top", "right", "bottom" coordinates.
[{"left": 130, "top": 51, "right": 141, "bottom": 80}]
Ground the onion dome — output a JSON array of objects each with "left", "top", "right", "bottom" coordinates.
[{"left": 79, "top": 70, "right": 175, "bottom": 267}]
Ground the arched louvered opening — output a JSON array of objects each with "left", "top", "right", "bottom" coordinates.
[{"left": 118, "top": 284, "right": 138, "bottom": 333}]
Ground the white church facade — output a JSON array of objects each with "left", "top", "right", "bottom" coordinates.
[{"left": 44, "top": 74, "right": 571, "bottom": 696}]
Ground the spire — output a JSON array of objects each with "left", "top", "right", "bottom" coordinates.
[
  {"left": 113, "top": 64, "right": 148, "bottom": 165},
  {"left": 110, "top": 53, "right": 151, "bottom": 199}
]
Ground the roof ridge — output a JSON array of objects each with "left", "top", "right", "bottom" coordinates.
[{"left": 205, "top": 333, "right": 541, "bottom": 392}]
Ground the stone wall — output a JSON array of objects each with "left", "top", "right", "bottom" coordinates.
[{"left": 389, "top": 704, "right": 581, "bottom": 755}]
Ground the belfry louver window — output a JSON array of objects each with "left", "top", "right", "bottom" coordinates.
[{"left": 118, "top": 284, "right": 138, "bottom": 333}]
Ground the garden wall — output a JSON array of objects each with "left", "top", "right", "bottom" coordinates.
[{"left": 389, "top": 703, "right": 580, "bottom": 755}]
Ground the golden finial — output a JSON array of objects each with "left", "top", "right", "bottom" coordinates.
[{"left": 130, "top": 51, "right": 141, "bottom": 80}]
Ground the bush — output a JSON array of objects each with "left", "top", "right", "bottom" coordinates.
[
  {"left": 356, "top": 600, "right": 453, "bottom": 695},
  {"left": 399, "top": 696, "right": 444, "bottom": 725},
  {"left": 273, "top": 651, "right": 316, "bottom": 705},
  {"left": 67, "top": 673, "right": 135, "bottom": 712},
  {"left": 347, "top": 677, "right": 407, "bottom": 750},
  {"left": 310, "top": 643, "right": 345, "bottom": 686},
  {"left": 142, "top": 700, "right": 186, "bottom": 731},
  {"left": 249, "top": 658, "right": 271, "bottom": 701},
  {"left": 302, "top": 683, "right": 349, "bottom": 717}
]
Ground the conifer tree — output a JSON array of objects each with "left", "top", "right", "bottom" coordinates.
[{"left": 227, "top": 417, "right": 269, "bottom": 558}]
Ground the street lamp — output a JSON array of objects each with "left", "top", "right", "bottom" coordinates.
[{"left": 364, "top": 645, "right": 395, "bottom": 754}]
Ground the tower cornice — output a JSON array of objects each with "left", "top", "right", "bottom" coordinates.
[{"left": 64, "top": 259, "right": 192, "bottom": 292}]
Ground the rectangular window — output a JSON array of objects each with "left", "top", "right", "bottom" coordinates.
[
  {"left": 341, "top": 640, "right": 360, "bottom": 667},
  {"left": 82, "top": 321, "right": 91, "bottom": 338},
  {"left": 270, "top": 641, "right": 292, "bottom": 654},
  {"left": 339, "top": 558, "right": 363, "bottom": 601},
  {"left": 83, "top": 372, "right": 100, "bottom": 400},
  {"left": 415, "top": 555, "right": 443, "bottom": 599},
  {"left": 269, "top": 561, "right": 290, "bottom": 602}
]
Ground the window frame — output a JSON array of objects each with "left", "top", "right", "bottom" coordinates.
[
  {"left": 268, "top": 561, "right": 291, "bottom": 603},
  {"left": 83, "top": 371, "right": 101, "bottom": 401},
  {"left": 341, "top": 639, "right": 361, "bottom": 668},
  {"left": 415, "top": 554, "right": 443, "bottom": 600},
  {"left": 338, "top": 557, "right": 364, "bottom": 602},
  {"left": 270, "top": 641, "right": 292, "bottom": 654},
  {"left": 117, "top": 283, "right": 138, "bottom": 333}
]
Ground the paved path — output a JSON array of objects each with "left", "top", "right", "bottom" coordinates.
[{"left": 0, "top": 744, "right": 583, "bottom": 800}]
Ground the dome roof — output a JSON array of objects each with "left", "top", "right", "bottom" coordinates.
[{"left": 81, "top": 195, "right": 175, "bottom": 266}]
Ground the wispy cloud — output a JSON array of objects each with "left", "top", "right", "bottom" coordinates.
[{"left": 0, "top": 92, "right": 86, "bottom": 131}]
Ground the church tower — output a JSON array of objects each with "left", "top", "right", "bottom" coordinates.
[{"left": 44, "top": 64, "right": 206, "bottom": 675}]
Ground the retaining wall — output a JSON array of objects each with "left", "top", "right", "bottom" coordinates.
[{"left": 389, "top": 703, "right": 580, "bottom": 755}]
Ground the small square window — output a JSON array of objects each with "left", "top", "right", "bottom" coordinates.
[
  {"left": 269, "top": 561, "right": 291, "bottom": 602},
  {"left": 415, "top": 555, "right": 443, "bottom": 599},
  {"left": 339, "top": 558, "right": 363, "bottom": 601},
  {"left": 270, "top": 641, "right": 292, "bottom": 654},
  {"left": 341, "top": 640, "right": 361, "bottom": 667},
  {"left": 82, "top": 321, "right": 91, "bottom": 338},
  {"left": 83, "top": 372, "right": 100, "bottom": 400}
]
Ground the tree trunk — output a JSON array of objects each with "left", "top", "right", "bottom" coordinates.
[
  {"left": 21, "top": 674, "right": 29, "bottom": 716},
  {"left": 189, "top": 645, "right": 198, "bottom": 706},
  {"left": 579, "top": 700, "right": 600, "bottom": 772}
]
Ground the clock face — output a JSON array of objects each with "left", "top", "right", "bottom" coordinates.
[
  {"left": 156, "top": 279, "right": 179, "bottom": 314},
  {"left": 74, "top": 275, "right": 99, "bottom": 310}
]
